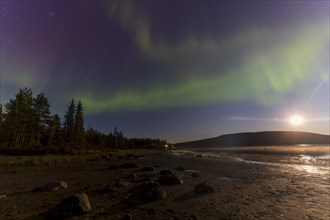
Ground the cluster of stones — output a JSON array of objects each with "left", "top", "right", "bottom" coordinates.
[{"left": 23, "top": 161, "right": 214, "bottom": 219}]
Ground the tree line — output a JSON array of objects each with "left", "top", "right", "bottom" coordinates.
[{"left": 0, "top": 88, "right": 166, "bottom": 151}]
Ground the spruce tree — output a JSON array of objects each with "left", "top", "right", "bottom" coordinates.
[
  {"left": 0, "top": 104, "right": 3, "bottom": 125},
  {"left": 33, "top": 93, "right": 51, "bottom": 146},
  {"left": 0, "top": 104, "right": 5, "bottom": 148},
  {"left": 49, "top": 114, "right": 62, "bottom": 147},
  {"left": 63, "top": 99, "right": 75, "bottom": 144},
  {"left": 4, "top": 88, "right": 34, "bottom": 148},
  {"left": 74, "top": 101, "right": 85, "bottom": 147}
]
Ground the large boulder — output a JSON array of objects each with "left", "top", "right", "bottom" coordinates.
[
  {"left": 132, "top": 181, "right": 166, "bottom": 201},
  {"left": 123, "top": 213, "right": 132, "bottom": 220},
  {"left": 52, "top": 193, "right": 91, "bottom": 217},
  {"left": 157, "top": 174, "right": 183, "bottom": 185},
  {"left": 194, "top": 182, "right": 214, "bottom": 193}
]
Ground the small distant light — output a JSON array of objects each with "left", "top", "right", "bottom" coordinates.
[{"left": 164, "top": 144, "right": 168, "bottom": 148}]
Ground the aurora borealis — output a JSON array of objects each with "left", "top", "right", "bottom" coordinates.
[{"left": 1, "top": 1, "right": 329, "bottom": 142}]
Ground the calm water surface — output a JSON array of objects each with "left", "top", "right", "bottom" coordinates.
[{"left": 171, "top": 145, "right": 330, "bottom": 179}]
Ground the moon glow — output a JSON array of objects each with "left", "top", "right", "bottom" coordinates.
[{"left": 289, "top": 115, "right": 304, "bottom": 126}]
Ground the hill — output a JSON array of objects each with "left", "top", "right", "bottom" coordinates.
[{"left": 175, "top": 131, "right": 330, "bottom": 148}]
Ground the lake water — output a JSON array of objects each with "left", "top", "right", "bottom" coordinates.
[{"left": 171, "top": 145, "right": 330, "bottom": 179}]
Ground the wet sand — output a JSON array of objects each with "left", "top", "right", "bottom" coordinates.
[{"left": 0, "top": 150, "right": 329, "bottom": 219}]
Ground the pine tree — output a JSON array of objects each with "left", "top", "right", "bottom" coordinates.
[
  {"left": 49, "top": 114, "right": 62, "bottom": 147},
  {"left": 0, "top": 103, "right": 3, "bottom": 125},
  {"left": 86, "top": 127, "right": 103, "bottom": 147},
  {"left": 107, "top": 131, "right": 114, "bottom": 147},
  {"left": 63, "top": 99, "right": 75, "bottom": 144},
  {"left": 4, "top": 88, "right": 35, "bottom": 148},
  {"left": 111, "top": 126, "right": 126, "bottom": 148},
  {"left": 0, "top": 103, "right": 5, "bottom": 148},
  {"left": 74, "top": 101, "right": 85, "bottom": 147},
  {"left": 33, "top": 93, "right": 51, "bottom": 146},
  {"left": 113, "top": 126, "right": 118, "bottom": 147}
]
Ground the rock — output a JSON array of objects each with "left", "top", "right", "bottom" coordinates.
[
  {"left": 159, "top": 170, "right": 174, "bottom": 176},
  {"left": 127, "top": 154, "right": 138, "bottom": 160},
  {"left": 53, "top": 193, "right": 91, "bottom": 217},
  {"left": 34, "top": 181, "right": 68, "bottom": 192},
  {"left": 175, "top": 166, "right": 184, "bottom": 171},
  {"left": 116, "top": 180, "right": 130, "bottom": 188},
  {"left": 194, "top": 182, "right": 214, "bottom": 193},
  {"left": 190, "top": 214, "right": 198, "bottom": 220},
  {"left": 141, "top": 166, "right": 156, "bottom": 171},
  {"left": 126, "top": 173, "right": 137, "bottom": 179},
  {"left": 101, "top": 155, "right": 111, "bottom": 161},
  {"left": 192, "top": 173, "right": 199, "bottom": 177},
  {"left": 108, "top": 165, "right": 119, "bottom": 170},
  {"left": 119, "top": 163, "right": 139, "bottom": 168},
  {"left": 157, "top": 174, "right": 183, "bottom": 185},
  {"left": 102, "top": 184, "right": 117, "bottom": 193},
  {"left": 28, "top": 159, "right": 40, "bottom": 165},
  {"left": 132, "top": 181, "right": 166, "bottom": 201},
  {"left": 234, "top": 184, "right": 242, "bottom": 189},
  {"left": 166, "top": 209, "right": 175, "bottom": 214},
  {"left": 123, "top": 213, "right": 132, "bottom": 220},
  {"left": 148, "top": 208, "right": 156, "bottom": 215},
  {"left": 142, "top": 177, "right": 152, "bottom": 182}
]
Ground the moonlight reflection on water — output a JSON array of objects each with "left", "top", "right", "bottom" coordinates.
[{"left": 172, "top": 146, "right": 330, "bottom": 177}]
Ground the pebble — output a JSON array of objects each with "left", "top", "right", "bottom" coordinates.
[
  {"left": 116, "top": 180, "right": 130, "bottom": 188},
  {"left": 141, "top": 166, "right": 156, "bottom": 171},
  {"left": 34, "top": 180, "right": 68, "bottom": 192},
  {"left": 159, "top": 170, "right": 174, "bottom": 176},
  {"left": 119, "top": 163, "right": 139, "bottom": 168},
  {"left": 175, "top": 166, "right": 184, "bottom": 171},
  {"left": 192, "top": 173, "right": 199, "bottom": 177}
]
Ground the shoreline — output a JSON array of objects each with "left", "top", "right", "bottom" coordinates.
[
  {"left": 1, "top": 149, "right": 329, "bottom": 219},
  {"left": 174, "top": 145, "right": 330, "bottom": 156}
]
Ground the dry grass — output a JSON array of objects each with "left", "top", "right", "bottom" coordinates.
[{"left": 0, "top": 148, "right": 163, "bottom": 166}]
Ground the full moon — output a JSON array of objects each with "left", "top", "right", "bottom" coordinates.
[{"left": 289, "top": 115, "right": 304, "bottom": 126}]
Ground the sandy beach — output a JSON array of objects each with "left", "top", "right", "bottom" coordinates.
[{"left": 0, "top": 149, "right": 329, "bottom": 220}]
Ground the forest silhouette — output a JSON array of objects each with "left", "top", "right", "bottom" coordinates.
[{"left": 0, "top": 88, "right": 166, "bottom": 153}]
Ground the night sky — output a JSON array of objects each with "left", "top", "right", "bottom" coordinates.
[{"left": 1, "top": 1, "right": 329, "bottom": 143}]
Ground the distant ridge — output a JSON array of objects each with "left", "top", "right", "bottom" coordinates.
[{"left": 175, "top": 131, "right": 330, "bottom": 148}]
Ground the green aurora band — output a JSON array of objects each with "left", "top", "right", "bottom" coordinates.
[
  {"left": 6, "top": 2, "right": 326, "bottom": 114},
  {"left": 76, "top": 20, "right": 328, "bottom": 114}
]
